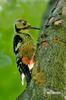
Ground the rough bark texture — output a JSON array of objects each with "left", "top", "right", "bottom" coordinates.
[{"left": 17, "top": 0, "right": 66, "bottom": 100}]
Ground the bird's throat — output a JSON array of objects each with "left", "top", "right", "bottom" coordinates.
[{"left": 19, "top": 29, "right": 29, "bottom": 34}]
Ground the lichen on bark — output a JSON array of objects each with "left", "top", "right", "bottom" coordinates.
[{"left": 17, "top": 0, "right": 66, "bottom": 100}]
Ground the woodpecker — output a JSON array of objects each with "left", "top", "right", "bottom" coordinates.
[{"left": 13, "top": 19, "right": 40, "bottom": 86}]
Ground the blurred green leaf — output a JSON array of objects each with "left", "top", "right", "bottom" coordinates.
[{"left": 0, "top": 54, "right": 12, "bottom": 67}]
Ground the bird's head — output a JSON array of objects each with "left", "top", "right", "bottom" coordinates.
[{"left": 15, "top": 19, "right": 40, "bottom": 33}]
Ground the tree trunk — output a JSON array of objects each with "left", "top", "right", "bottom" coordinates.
[{"left": 17, "top": 0, "right": 66, "bottom": 100}]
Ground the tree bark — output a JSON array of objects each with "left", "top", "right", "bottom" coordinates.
[{"left": 17, "top": 0, "right": 66, "bottom": 100}]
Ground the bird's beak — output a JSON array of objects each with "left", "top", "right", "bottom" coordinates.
[{"left": 29, "top": 25, "right": 40, "bottom": 30}]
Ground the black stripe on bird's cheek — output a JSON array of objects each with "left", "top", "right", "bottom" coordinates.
[{"left": 15, "top": 25, "right": 21, "bottom": 33}]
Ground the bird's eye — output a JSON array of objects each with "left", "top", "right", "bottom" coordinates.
[{"left": 23, "top": 22, "right": 26, "bottom": 26}]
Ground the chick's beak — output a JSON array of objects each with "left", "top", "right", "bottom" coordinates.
[{"left": 29, "top": 25, "right": 40, "bottom": 30}]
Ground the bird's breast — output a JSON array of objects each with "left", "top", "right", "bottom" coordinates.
[{"left": 19, "top": 42, "right": 36, "bottom": 59}]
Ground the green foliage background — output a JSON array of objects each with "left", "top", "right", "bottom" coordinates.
[{"left": 0, "top": 0, "right": 47, "bottom": 100}]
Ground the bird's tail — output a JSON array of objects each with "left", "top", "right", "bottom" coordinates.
[
  {"left": 21, "top": 62, "right": 31, "bottom": 86},
  {"left": 16, "top": 57, "right": 31, "bottom": 86}
]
